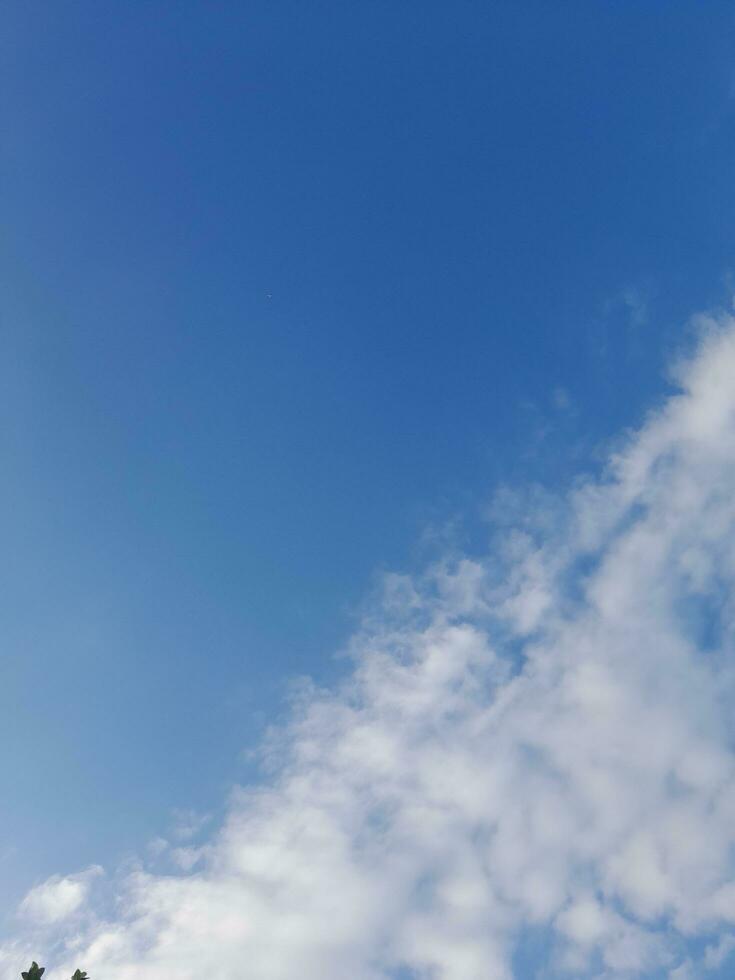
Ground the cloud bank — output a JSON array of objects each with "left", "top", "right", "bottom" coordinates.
[{"left": 6, "top": 313, "right": 735, "bottom": 979}]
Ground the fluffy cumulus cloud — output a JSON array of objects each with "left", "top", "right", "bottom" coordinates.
[
  {"left": 18, "top": 868, "right": 102, "bottom": 926},
  {"left": 6, "top": 313, "right": 735, "bottom": 978}
]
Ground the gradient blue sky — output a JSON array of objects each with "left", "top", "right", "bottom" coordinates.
[{"left": 3, "top": 2, "right": 735, "bottom": 968}]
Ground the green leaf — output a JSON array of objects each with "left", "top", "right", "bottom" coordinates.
[
  {"left": 71, "top": 971, "right": 89, "bottom": 980},
  {"left": 21, "top": 964, "right": 45, "bottom": 980}
]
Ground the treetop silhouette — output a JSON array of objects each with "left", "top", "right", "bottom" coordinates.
[
  {"left": 21, "top": 966, "right": 44, "bottom": 980},
  {"left": 20, "top": 966, "right": 87, "bottom": 980}
]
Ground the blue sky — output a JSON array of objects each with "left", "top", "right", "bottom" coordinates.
[{"left": 4, "top": 4, "right": 735, "bottom": 978}]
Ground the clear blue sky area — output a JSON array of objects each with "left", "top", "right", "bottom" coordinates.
[{"left": 2, "top": 0, "right": 735, "bottom": 923}]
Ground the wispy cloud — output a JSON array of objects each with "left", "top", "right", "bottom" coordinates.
[
  {"left": 602, "top": 285, "right": 651, "bottom": 330},
  {"left": 620, "top": 286, "right": 649, "bottom": 328},
  {"left": 5, "top": 313, "right": 735, "bottom": 978}
]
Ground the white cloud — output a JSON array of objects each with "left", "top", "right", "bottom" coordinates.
[
  {"left": 18, "top": 868, "right": 102, "bottom": 926},
  {"left": 6, "top": 314, "right": 735, "bottom": 977},
  {"left": 704, "top": 932, "right": 735, "bottom": 969},
  {"left": 169, "top": 808, "right": 211, "bottom": 843}
]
